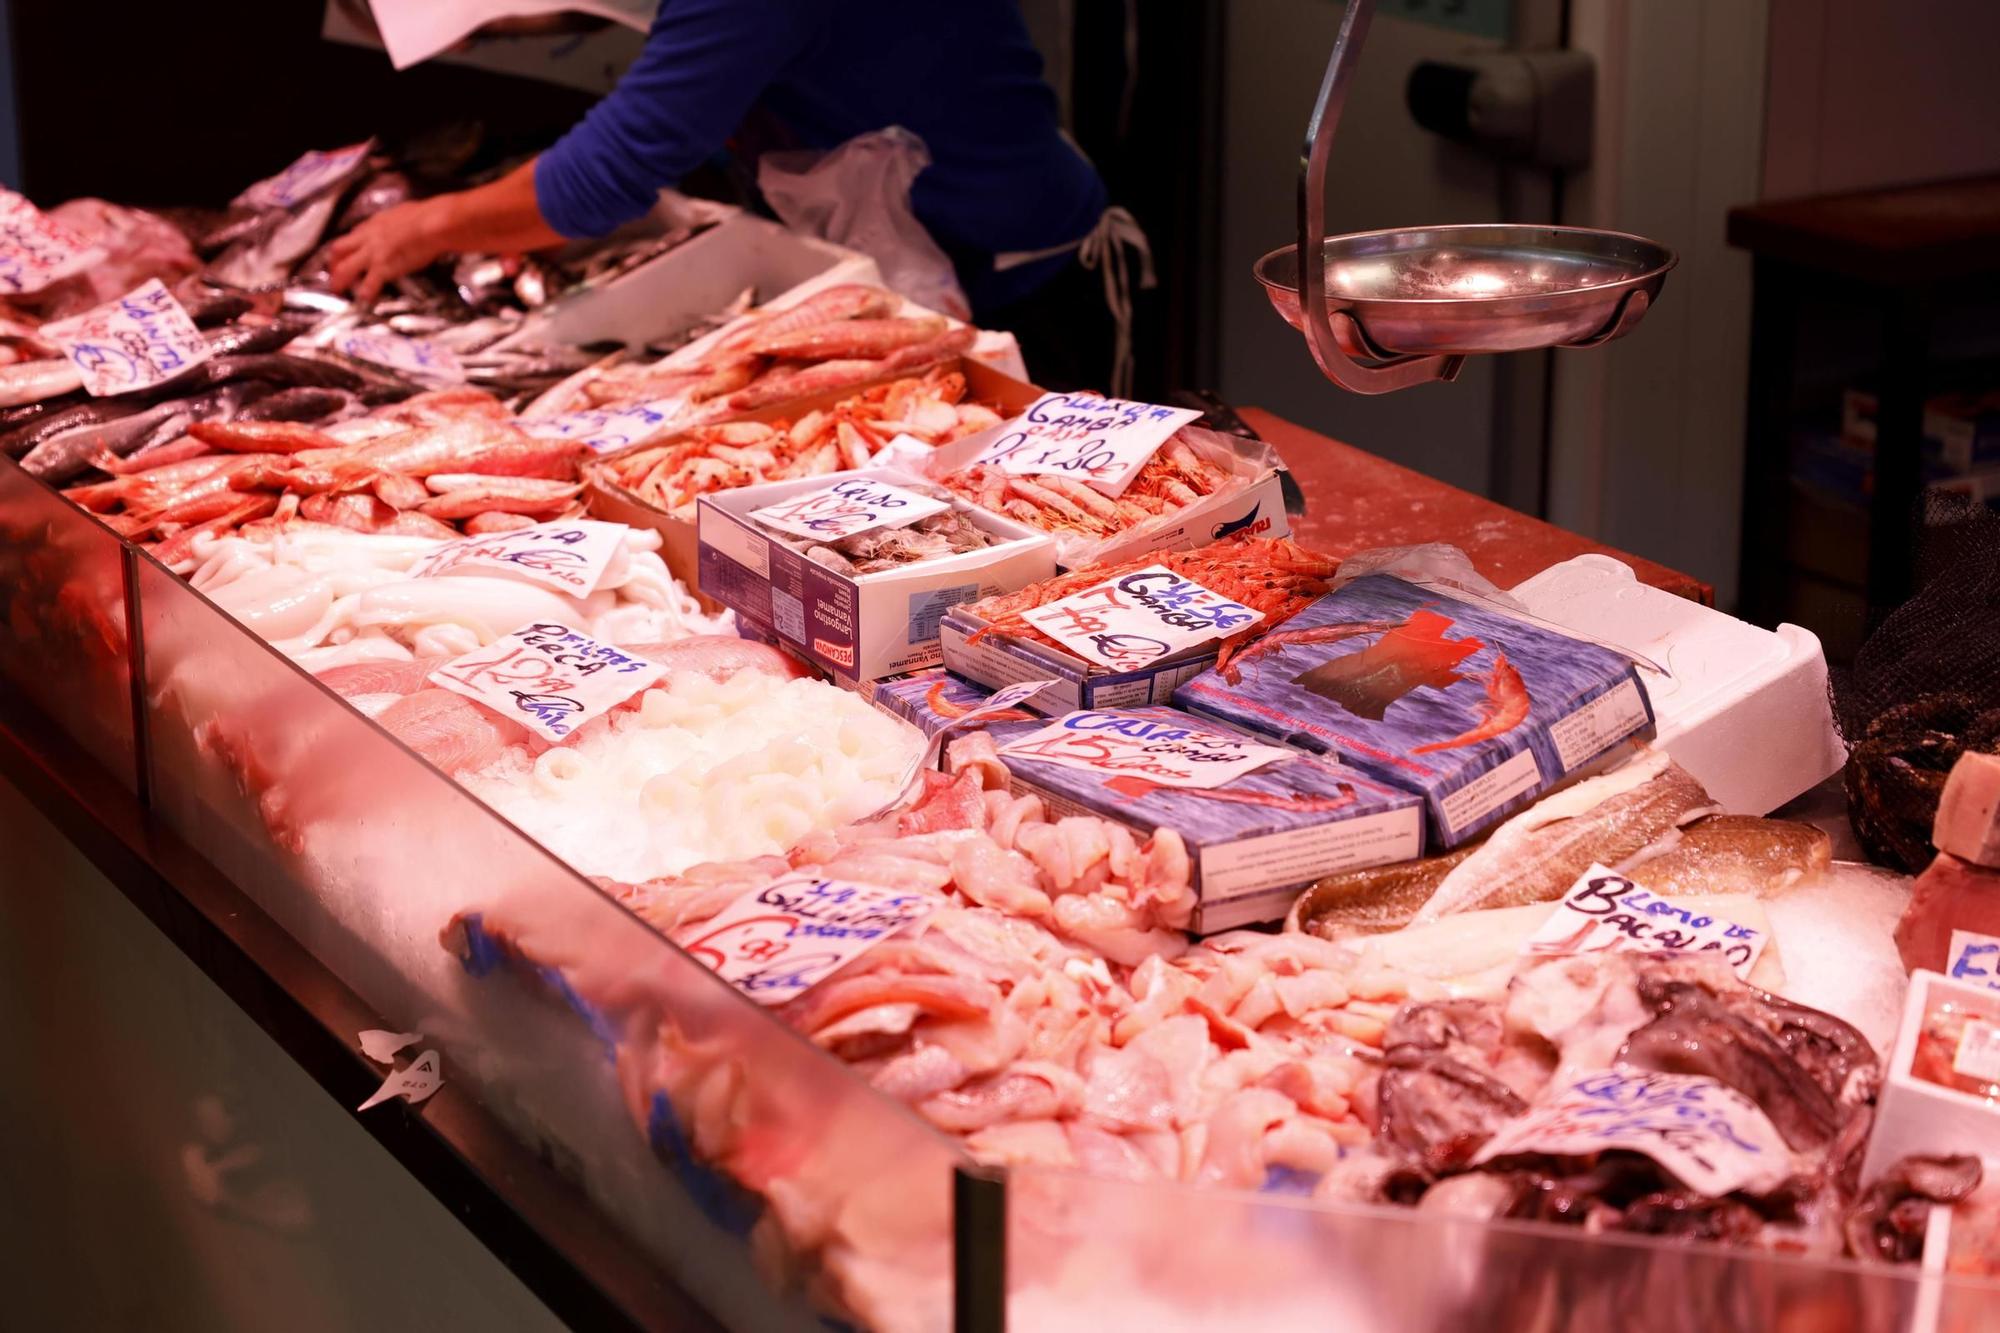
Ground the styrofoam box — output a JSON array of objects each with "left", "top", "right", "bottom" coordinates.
[
  {"left": 1860, "top": 970, "right": 2000, "bottom": 1191},
  {"left": 697, "top": 466, "right": 1056, "bottom": 681},
  {"left": 512, "top": 212, "right": 878, "bottom": 352},
  {"left": 1508, "top": 554, "right": 1845, "bottom": 816}
]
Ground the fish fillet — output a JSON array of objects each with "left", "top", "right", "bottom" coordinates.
[
  {"left": 1287, "top": 843, "right": 1479, "bottom": 938},
  {"left": 1410, "top": 751, "right": 1714, "bottom": 924},
  {"left": 1619, "top": 816, "right": 1832, "bottom": 898}
]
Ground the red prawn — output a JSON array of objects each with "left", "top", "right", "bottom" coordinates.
[
  {"left": 1410, "top": 652, "right": 1529, "bottom": 754},
  {"left": 926, "top": 679, "right": 1032, "bottom": 722},
  {"left": 1216, "top": 618, "right": 1406, "bottom": 684}
]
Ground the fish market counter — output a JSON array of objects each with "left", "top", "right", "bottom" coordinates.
[{"left": 2, "top": 416, "right": 1995, "bottom": 1333}]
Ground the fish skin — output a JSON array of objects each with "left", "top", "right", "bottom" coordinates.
[
  {"left": 1288, "top": 843, "right": 1482, "bottom": 938},
  {"left": 1409, "top": 752, "right": 1716, "bottom": 924},
  {"left": 745, "top": 315, "right": 947, "bottom": 361},
  {"left": 1619, "top": 816, "right": 1832, "bottom": 898},
  {"left": 0, "top": 358, "right": 84, "bottom": 408},
  {"left": 2, "top": 400, "right": 145, "bottom": 459},
  {"left": 21, "top": 382, "right": 279, "bottom": 482},
  {"left": 236, "top": 386, "right": 355, "bottom": 424}
]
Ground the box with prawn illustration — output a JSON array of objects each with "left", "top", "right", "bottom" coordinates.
[
  {"left": 1174, "top": 574, "right": 1656, "bottom": 849},
  {"left": 697, "top": 465, "right": 1056, "bottom": 681},
  {"left": 873, "top": 668, "right": 1425, "bottom": 932}
]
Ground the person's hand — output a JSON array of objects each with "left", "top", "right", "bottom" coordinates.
[{"left": 326, "top": 196, "right": 456, "bottom": 305}]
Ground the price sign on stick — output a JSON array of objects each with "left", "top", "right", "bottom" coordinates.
[
  {"left": 523, "top": 397, "right": 688, "bottom": 454},
  {"left": 969, "top": 391, "right": 1201, "bottom": 495},
  {"left": 749, "top": 477, "right": 951, "bottom": 542},
  {"left": 412, "top": 520, "right": 628, "bottom": 597},
  {"left": 41, "top": 280, "right": 213, "bottom": 397},
  {"left": 0, "top": 189, "right": 101, "bottom": 294},
  {"left": 1021, "top": 565, "right": 1264, "bottom": 670},
  {"left": 1521, "top": 865, "right": 1768, "bottom": 980},
  {"left": 684, "top": 874, "right": 938, "bottom": 1006},
  {"left": 337, "top": 328, "right": 463, "bottom": 383},
  {"left": 236, "top": 142, "right": 372, "bottom": 210},
  {"left": 428, "top": 622, "right": 664, "bottom": 742}
]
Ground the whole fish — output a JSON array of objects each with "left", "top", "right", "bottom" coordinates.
[
  {"left": 181, "top": 290, "right": 255, "bottom": 327},
  {"left": 236, "top": 385, "right": 356, "bottom": 424},
  {"left": 2, "top": 399, "right": 145, "bottom": 460},
  {"left": 0, "top": 358, "right": 85, "bottom": 408},
  {"left": 1408, "top": 751, "right": 1717, "bottom": 924},
  {"left": 201, "top": 315, "right": 317, "bottom": 359},
  {"left": 21, "top": 382, "right": 274, "bottom": 482},
  {"left": 1288, "top": 844, "right": 1482, "bottom": 938}
]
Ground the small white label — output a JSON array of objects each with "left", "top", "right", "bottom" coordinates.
[
  {"left": 1473, "top": 1069, "right": 1793, "bottom": 1197},
  {"left": 411, "top": 519, "right": 627, "bottom": 598},
  {"left": 0, "top": 189, "right": 101, "bottom": 294},
  {"left": 874, "top": 432, "right": 936, "bottom": 470},
  {"left": 1436, "top": 747, "right": 1543, "bottom": 833},
  {"left": 358, "top": 1030, "right": 423, "bottom": 1063},
  {"left": 749, "top": 477, "right": 951, "bottom": 542},
  {"left": 1522, "top": 864, "right": 1767, "bottom": 980},
  {"left": 358, "top": 1048, "right": 444, "bottom": 1111},
  {"left": 42, "top": 279, "right": 213, "bottom": 397},
  {"left": 525, "top": 397, "right": 687, "bottom": 454},
  {"left": 1550, "top": 678, "right": 1650, "bottom": 770},
  {"left": 1947, "top": 930, "right": 2000, "bottom": 992},
  {"left": 1202, "top": 804, "right": 1424, "bottom": 899},
  {"left": 682, "top": 873, "right": 937, "bottom": 1006},
  {"left": 428, "top": 622, "right": 665, "bottom": 742},
  {"left": 1022, "top": 565, "right": 1264, "bottom": 671},
  {"left": 962, "top": 679, "right": 1059, "bottom": 719},
  {"left": 1953, "top": 1020, "right": 2000, "bottom": 1085},
  {"left": 702, "top": 511, "right": 771, "bottom": 579},
  {"left": 999, "top": 710, "right": 1293, "bottom": 789},
  {"left": 236, "top": 142, "right": 371, "bottom": 210},
  {"left": 969, "top": 392, "right": 1201, "bottom": 496},
  {"left": 337, "top": 328, "right": 463, "bottom": 383}
]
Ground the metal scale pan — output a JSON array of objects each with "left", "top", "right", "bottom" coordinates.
[{"left": 1259, "top": 0, "right": 1678, "bottom": 394}]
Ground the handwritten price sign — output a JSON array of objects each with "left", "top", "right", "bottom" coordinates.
[
  {"left": 682, "top": 873, "right": 937, "bottom": 1006},
  {"left": 41, "top": 279, "right": 213, "bottom": 397},
  {"left": 411, "top": 519, "right": 626, "bottom": 598},
  {"left": 1521, "top": 865, "right": 1767, "bottom": 979},
  {"left": 524, "top": 397, "right": 688, "bottom": 454},
  {"left": 749, "top": 477, "right": 951, "bottom": 542},
  {"left": 338, "top": 328, "right": 463, "bottom": 384},
  {"left": 1948, "top": 930, "right": 2000, "bottom": 993},
  {"left": 1000, "top": 710, "right": 1292, "bottom": 790},
  {"left": 1021, "top": 565, "right": 1264, "bottom": 670},
  {"left": 427, "top": 622, "right": 663, "bottom": 742},
  {"left": 1474, "top": 1069, "right": 1793, "bottom": 1197},
  {"left": 970, "top": 391, "right": 1201, "bottom": 495},
  {"left": 235, "top": 142, "right": 372, "bottom": 210},
  {"left": 0, "top": 189, "right": 101, "bottom": 295}
]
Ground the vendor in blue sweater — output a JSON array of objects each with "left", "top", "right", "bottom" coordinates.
[{"left": 330, "top": 0, "right": 1120, "bottom": 384}]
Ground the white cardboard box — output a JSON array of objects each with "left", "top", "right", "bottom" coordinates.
[
  {"left": 1508, "top": 553, "right": 1845, "bottom": 816},
  {"left": 696, "top": 467, "right": 1055, "bottom": 681}
]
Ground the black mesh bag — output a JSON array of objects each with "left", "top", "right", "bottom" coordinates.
[{"left": 1834, "top": 492, "right": 2000, "bottom": 871}]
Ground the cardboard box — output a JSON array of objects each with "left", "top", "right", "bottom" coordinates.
[
  {"left": 1842, "top": 385, "right": 2000, "bottom": 475},
  {"left": 582, "top": 357, "right": 1047, "bottom": 600},
  {"left": 697, "top": 467, "right": 1055, "bottom": 681},
  {"left": 1175, "top": 574, "right": 1656, "bottom": 849},
  {"left": 873, "top": 668, "right": 1425, "bottom": 932},
  {"left": 938, "top": 603, "right": 1224, "bottom": 716},
  {"left": 920, "top": 423, "right": 1292, "bottom": 570}
]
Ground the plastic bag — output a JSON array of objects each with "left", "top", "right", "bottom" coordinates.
[
  {"left": 758, "top": 127, "right": 970, "bottom": 320},
  {"left": 1329, "top": 543, "right": 1528, "bottom": 612}
]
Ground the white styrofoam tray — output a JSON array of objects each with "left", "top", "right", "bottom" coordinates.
[{"left": 1508, "top": 553, "right": 1845, "bottom": 816}]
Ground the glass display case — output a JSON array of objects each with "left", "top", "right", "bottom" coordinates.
[{"left": 5, "top": 452, "right": 1999, "bottom": 1332}]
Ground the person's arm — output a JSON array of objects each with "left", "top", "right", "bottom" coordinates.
[
  {"left": 328, "top": 0, "right": 828, "bottom": 304},
  {"left": 327, "top": 160, "right": 557, "bottom": 303}
]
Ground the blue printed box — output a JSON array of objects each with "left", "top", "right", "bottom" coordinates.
[
  {"left": 938, "top": 604, "right": 1224, "bottom": 716},
  {"left": 873, "top": 668, "right": 1425, "bottom": 931},
  {"left": 696, "top": 466, "right": 1055, "bottom": 681},
  {"left": 1174, "top": 575, "right": 1655, "bottom": 848}
]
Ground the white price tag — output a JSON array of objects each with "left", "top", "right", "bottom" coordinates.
[
  {"left": 1473, "top": 1069, "right": 1794, "bottom": 1197},
  {"left": 999, "top": 710, "right": 1292, "bottom": 789},
  {"left": 427, "top": 622, "right": 665, "bottom": 743},
  {"left": 1021, "top": 565, "right": 1264, "bottom": 670},
  {"left": 977, "top": 679, "right": 1058, "bottom": 715},
  {"left": 1954, "top": 1020, "right": 2000, "bottom": 1084},
  {"left": 969, "top": 391, "right": 1200, "bottom": 496},
  {"left": 338, "top": 328, "right": 463, "bottom": 383},
  {"left": 0, "top": 189, "right": 101, "bottom": 294},
  {"left": 683, "top": 873, "right": 938, "bottom": 1006},
  {"left": 524, "top": 397, "right": 687, "bottom": 454},
  {"left": 41, "top": 279, "right": 213, "bottom": 397},
  {"left": 1947, "top": 929, "right": 2000, "bottom": 992},
  {"left": 358, "top": 1049, "right": 444, "bottom": 1111},
  {"left": 749, "top": 476, "right": 951, "bottom": 542},
  {"left": 411, "top": 519, "right": 627, "bottom": 598},
  {"left": 236, "top": 142, "right": 371, "bottom": 210},
  {"left": 358, "top": 1030, "right": 423, "bottom": 1063},
  {"left": 1521, "top": 864, "right": 1768, "bottom": 980}
]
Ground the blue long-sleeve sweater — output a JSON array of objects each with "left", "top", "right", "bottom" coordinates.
[{"left": 533, "top": 0, "right": 1108, "bottom": 312}]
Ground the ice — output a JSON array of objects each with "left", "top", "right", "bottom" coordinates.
[{"left": 1765, "top": 861, "right": 1913, "bottom": 1054}]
